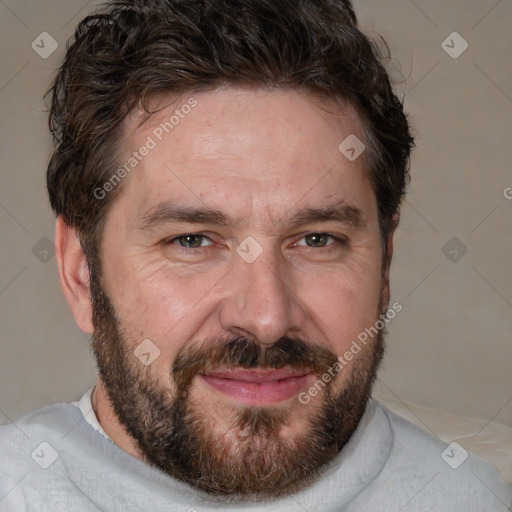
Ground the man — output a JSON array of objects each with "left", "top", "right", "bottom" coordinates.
[{"left": 1, "top": 0, "right": 510, "bottom": 510}]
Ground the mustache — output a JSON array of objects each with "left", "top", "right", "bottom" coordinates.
[{"left": 172, "top": 336, "right": 339, "bottom": 388}]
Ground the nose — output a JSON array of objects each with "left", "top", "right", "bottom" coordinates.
[{"left": 218, "top": 248, "right": 306, "bottom": 347}]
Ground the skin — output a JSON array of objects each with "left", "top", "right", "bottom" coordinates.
[{"left": 55, "top": 87, "right": 393, "bottom": 478}]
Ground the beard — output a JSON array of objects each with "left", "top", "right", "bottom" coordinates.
[{"left": 89, "top": 264, "right": 385, "bottom": 502}]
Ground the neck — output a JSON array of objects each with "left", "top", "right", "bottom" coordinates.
[{"left": 91, "top": 378, "right": 144, "bottom": 460}]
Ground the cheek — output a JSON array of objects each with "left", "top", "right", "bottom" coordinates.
[
  {"left": 103, "top": 257, "right": 226, "bottom": 358},
  {"left": 298, "top": 260, "right": 382, "bottom": 353}
]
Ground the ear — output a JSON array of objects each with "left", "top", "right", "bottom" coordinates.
[
  {"left": 54, "top": 216, "right": 94, "bottom": 334},
  {"left": 380, "top": 226, "right": 396, "bottom": 312}
]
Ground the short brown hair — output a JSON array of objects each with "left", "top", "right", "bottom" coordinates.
[{"left": 46, "top": 0, "right": 414, "bottom": 263}]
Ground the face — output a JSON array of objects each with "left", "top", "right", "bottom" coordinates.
[{"left": 90, "top": 88, "right": 388, "bottom": 499}]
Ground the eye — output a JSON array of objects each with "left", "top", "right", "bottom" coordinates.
[
  {"left": 168, "top": 233, "right": 213, "bottom": 249},
  {"left": 295, "top": 233, "right": 345, "bottom": 248}
]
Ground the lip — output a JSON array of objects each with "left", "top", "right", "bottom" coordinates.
[{"left": 200, "top": 368, "right": 312, "bottom": 405}]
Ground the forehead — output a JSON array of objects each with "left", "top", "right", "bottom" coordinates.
[{"left": 114, "top": 87, "right": 375, "bottom": 229}]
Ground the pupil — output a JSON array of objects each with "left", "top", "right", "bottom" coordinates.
[
  {"left": 184, "top": 235, "right": 201, "bottom": 248},
  {"left": 308, "top": 234, "right": 326, "bottom": 247}
]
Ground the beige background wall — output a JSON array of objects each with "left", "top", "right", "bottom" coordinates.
[{"left": 1, "top": 0, "right": 511, "bottom": 428}]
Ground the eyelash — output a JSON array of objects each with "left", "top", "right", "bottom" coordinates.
[{"left": 164, "top": 232, "right": 348, "bottom": 253}]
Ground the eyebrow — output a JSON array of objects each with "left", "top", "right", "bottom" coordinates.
[{"left": 135, "top": 200, "right": 366, "bottom": 232}]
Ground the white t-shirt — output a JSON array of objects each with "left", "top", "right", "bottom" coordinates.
[{"left": 71, "top": 387, "right": 110, "bottom": 440}]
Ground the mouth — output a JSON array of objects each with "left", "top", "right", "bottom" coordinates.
[{"left": 199, "top": 368, "right": 313, "bottom": 405}]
